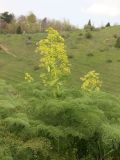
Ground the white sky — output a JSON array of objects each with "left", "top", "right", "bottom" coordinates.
[{"left": 0, "top": 0, "right": 120, "bottom": 27}]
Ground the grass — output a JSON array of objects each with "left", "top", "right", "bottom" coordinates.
[{"left": 0, "top": 26, "right": 120, "bottom": 95}]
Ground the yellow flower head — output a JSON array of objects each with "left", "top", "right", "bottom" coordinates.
[
  {"left": 80, "top": 70, "right": 102, "bottom": 92},
  {"left": 25, "top": 73, "right": 33, "bottom": 83},
  {"left": 36, "top": 27, "right": 70, "bottom": 91}
]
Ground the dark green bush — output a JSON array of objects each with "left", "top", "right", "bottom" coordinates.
[
  {"left": 115, "top": 37, "right": 120, "bottom": 48},
  {"left": 68, "top": 54, "right": 74, "bottom": 59},
  {"left": 79, "top": 32, "right": 83, "bottom": 36},
  {"left": 4, "top": 117, "right": 30, "bottom": 133},
  {"left": 113, "top": 34, "right": 118, "bottom": 39},
  {"left": 16, "top": 25, "right": 23, "bottom": 34},
  {"left": 87, "top": 53, "right": 94, "bottom": 57},
  {"left": 106, "top": 59, "right": 112, "bottom": 63},
  {"left": 85, "top": 31, "right": 92, "bottom": 39},
  {"left": 105, "top": 22, "right": 111, "bottom": 27},
  {"left": 33, "top": 65, "right": 40, "bottom": 71}
]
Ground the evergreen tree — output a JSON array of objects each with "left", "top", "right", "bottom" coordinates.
[
  {"left": 88, "top": 19, "right": 92, "bottom": 26},
  {"left": 105, "top": 22, "right": 111, "bottom": 27},
  {"left": 16, "top": 25, "right": 23, "bottom": 34},
  {"left": 84, "top": 19, "right": 95, "bottom": 31}
]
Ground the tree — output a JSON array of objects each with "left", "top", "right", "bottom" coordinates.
[
  {"left": 17, "top": 15, "right": 26, "bottom": 24},
  {"left": 0, "top": 12, "right": 14, "bottom": 23},
  {"left": 16, "top": 25, "right": 23, "bottom": 34},
  {"left": 88, "top": 19, "right": 92, "bottom": 26},
  {"left": 36, "top": 27, "right": 70, "bottom": 96},
  {"left": 105, "top": 22, "right": 110, "bottom": 27},
  {"left": 26, "top": 12, "right": 37, "bottom": 23},
  {"left": 41, "top": 17, "right": 48, "bottom": 32},
  {"left": 84, "top": 19, "right": 95, "bottom": 31}
]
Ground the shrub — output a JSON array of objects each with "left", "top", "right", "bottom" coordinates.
[
  {"left": 79, "top": 32, "right": 83, "bottom": 36},
  {"left": 4, "top": 117, "right": 30, "bottom": 133},
  {"left": 113, "top": 34, "right": 118, "bottom": 39},
  {"left": 61, "top": 33, "right": 69, "bottom": 39},
  {"left": 115, "top": 37, "right": 120, "bottom": 48},
  {"left": 105, "top": 22, "right": 111, "bottom": 27},
  {"left": 106, "top": 59, "right": 112, "bottom": 63},
  {"left": 85, "top": 31, "right": 92, "bottom": 39},
  {"left": 87, "top": 53, "right": 94, "bottom": 57},
  {"left": 68, "top": 54, "right": 74, "bottom": 59},
  {"left": 32, "top": 90, "right": 120, "bottom": 160},
  {"left": 33, "top": 65, "right": 40, "bottom": 71},
  {"left": 99, "top": 48, "right": 106, "bottom": 52},
  {"left": 28, "top": 36, "right": 32, "bottom": 40},
  {"left": 16, "top": 25, "right": 23, "bottom": 34}
]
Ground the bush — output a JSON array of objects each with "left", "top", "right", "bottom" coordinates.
[
  {"left": 85, "top": 31, "right": 92, "bottom": 39},
  {"left": 4, "top": 117, "right": 30, "bottom": 133},
  {"left": 113, "top": 34, "right": 118, "bottom": 39},
  {"left": 68, "top": 54, "right": 74, "bottom": 59},
  {"left": 87, "top": 53, "right": 94, "bottom": 57},
  {"left": 16, "top": 25, "right": 23, "bottom": 34},
  {"left": 106, "top": 59, "right": 112, "bottom": 63},
  {"left": 28, "top": 36, "right": 32, "bottom": 40},
  {"left": 33, "top": 65, "right": 40, "bottom": 71},
  {"left": 79, "top": 32, "right": 83, "bottom": 36},
  {"left": 105, "top": 22, "right": 111, "bottom": 27},
  {"left": 32, "top": 90, "right": 120, "bottom": 159},
  {"left": 115, "top": 37, "right": 120, "bottom": 48}
]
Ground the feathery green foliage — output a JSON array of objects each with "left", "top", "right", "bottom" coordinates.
[{"left": 1, "top": 79, "right": 120, "bottom": 159}]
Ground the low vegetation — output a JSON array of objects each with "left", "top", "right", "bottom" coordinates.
[{"left": 1, "top": 79, "right": 120, "bottom": 159}]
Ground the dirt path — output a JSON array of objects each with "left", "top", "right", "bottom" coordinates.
[{"left": 0, "top": 44, "right": 16, "bottom": 58}]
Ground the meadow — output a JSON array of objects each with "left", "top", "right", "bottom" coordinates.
[{"left": 0, "top": 26, "right": 120, "bottom": 94}]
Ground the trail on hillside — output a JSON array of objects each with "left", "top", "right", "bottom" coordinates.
[{"left": 0, "top": 44, "right": 16, "bottom": 58}]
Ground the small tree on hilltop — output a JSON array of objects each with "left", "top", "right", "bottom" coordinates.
[
  {"left": 84, "top": 19, "right": 95, "bottom": 31},
  {"left": 36, "top": 27, "right": 70, "bottom": 96},
  {"left": 88, "top": 19, "right": 92, "bottom": 26},
  {"left": 105, "top": 22, "right": 111, "bottom": 27}
]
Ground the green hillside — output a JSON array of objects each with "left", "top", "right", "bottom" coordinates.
[
  {"left": 0, "top": 26, "right": 120, "bottom": 94},
  {"left": 1, "top": 26, "right": 120, "bottom": 159}
]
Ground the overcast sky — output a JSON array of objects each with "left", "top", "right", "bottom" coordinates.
[{"left": 0, "top": 0, "right": 120, "bottom": 27}]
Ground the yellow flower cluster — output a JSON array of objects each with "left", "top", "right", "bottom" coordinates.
[
  {"left": 25, "top": 73, "right": 33, "bottom": 83},
  {"left": 80, "top": 70, "right": 102, "bottom": 92},
  {"left": 36, "top": 27, "right": 70, "bottom": 92}
]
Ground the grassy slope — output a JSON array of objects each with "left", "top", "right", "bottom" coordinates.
[{"left": 0, "top": 26, "right": 120, "bottom": 94}]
